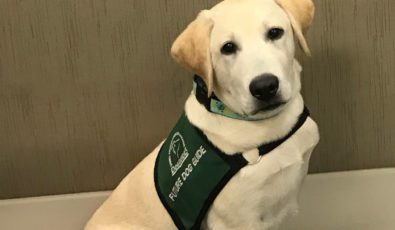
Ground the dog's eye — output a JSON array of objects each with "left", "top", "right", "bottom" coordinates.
[
  {"left": 267, "top": 28, "right": 284, "bottom": 40},
  {"left": 221, "top": 42, "right": 238, "bottom": 55}
]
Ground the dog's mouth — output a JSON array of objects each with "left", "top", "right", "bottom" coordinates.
[
  {"left": 263, "top": 101, "right": 286, "bottom": 111},
  {"left": 250, "top": 101, "right": 287, "bottom": 115}
]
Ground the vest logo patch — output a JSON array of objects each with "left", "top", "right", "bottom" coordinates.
[{"left": 168, "top": 132, "right": 189, "bottom": 176}]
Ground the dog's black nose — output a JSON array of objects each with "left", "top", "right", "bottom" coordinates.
[{"left": 249, "top": 74, "right": 279, "bottom": 101}]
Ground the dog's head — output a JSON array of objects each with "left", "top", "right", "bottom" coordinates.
[{"left": 171, "top": 0, "right": 315, "bottom": 119}]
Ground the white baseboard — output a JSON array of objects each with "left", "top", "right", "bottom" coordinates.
[
  {"left": 1, "top": 168, "right": 394, "bottom": 230},
  {"left": 283, "top": 168, "right": 395, "bottom": 230},
  {"left": 0, "top": 191, "right": 110, "bottom": 230}
]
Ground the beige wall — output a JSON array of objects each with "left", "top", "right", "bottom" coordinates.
[{"left": 0, "top": 0, "right": 394, "bottom": 199}]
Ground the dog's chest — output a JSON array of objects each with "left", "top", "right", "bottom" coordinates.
[{"left": 204, "top": 122, "right": 318, "bottom": 229}]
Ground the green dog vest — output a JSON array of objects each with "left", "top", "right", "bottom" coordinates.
[{"left": 154, "top": 107, "right": 309, "bottom": 230}]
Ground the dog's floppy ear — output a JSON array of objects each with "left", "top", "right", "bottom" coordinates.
[
  {"left": 275, "top": 0, "right": 315, "bottom": 56},
  {"left": 171, "top": 10, "right": 214, "bottom": 95}
]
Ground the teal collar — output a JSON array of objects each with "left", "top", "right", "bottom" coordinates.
[{"left": 194, "top": 76, "right": 267, "bottom": 121}]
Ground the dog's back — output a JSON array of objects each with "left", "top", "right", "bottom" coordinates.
[{"left": 85, "top": 143, "right": 176, "bottom": 230}]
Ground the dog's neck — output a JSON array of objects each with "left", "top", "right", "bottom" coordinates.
[{"left": 185, "top": 92, "right": 305, "bottom": 154}]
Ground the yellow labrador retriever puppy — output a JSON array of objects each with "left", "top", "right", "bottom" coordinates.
[{"left": 86, "top": 0, "right": 319, "bottom": 229}]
